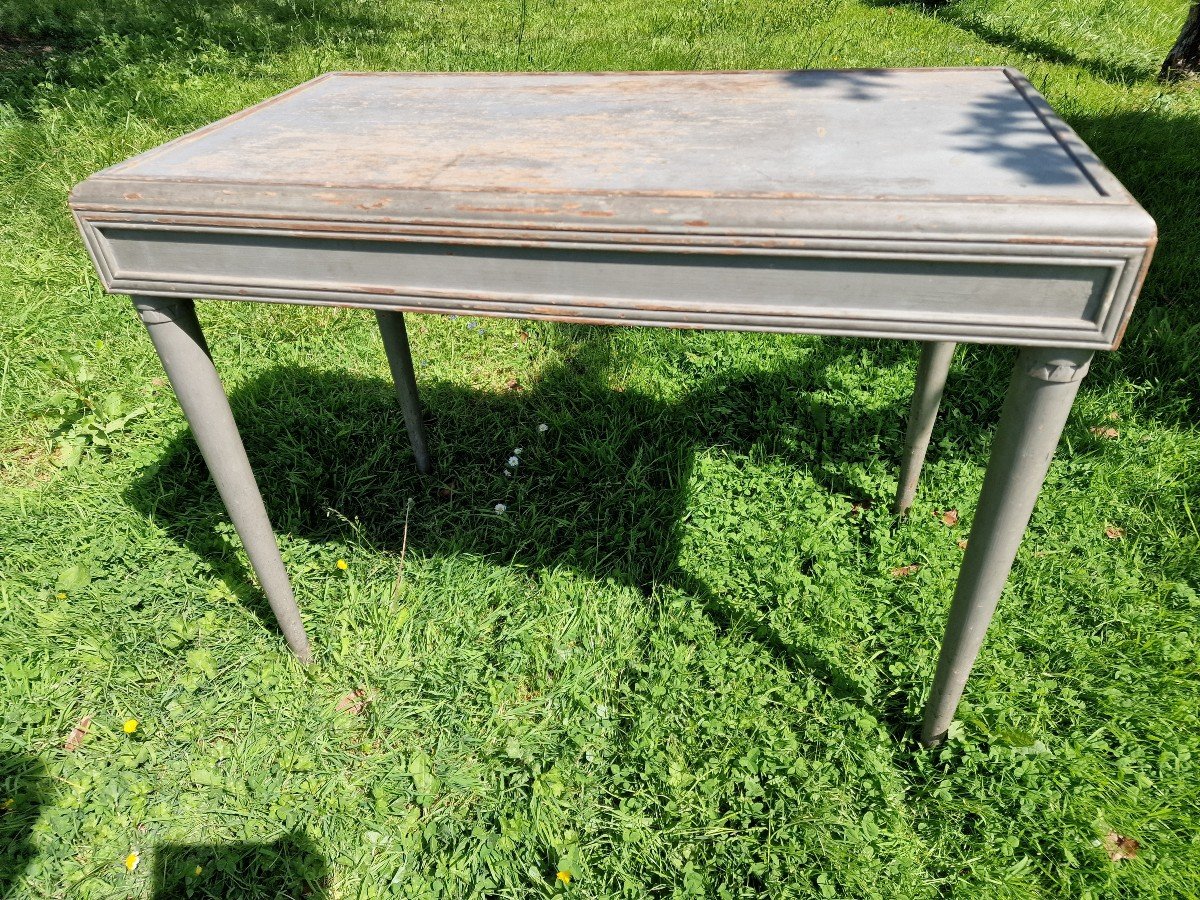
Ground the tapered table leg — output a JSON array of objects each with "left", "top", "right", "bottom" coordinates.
[
  {"left": 894, "top": 341, "right": 956, "bottom": 516},
  {"left": 375, "top": 310, "right": 433, "bottom": 475},
  {"left": 920, "top": 346, "right": 1093, "bottom": 746},
  {"left": 132, "top": 295, "right": 313, "bottom": 664}
]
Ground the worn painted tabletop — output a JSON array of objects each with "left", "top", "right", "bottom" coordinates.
[
  {"left": 71, "top": 69, "right": 1154, "bottom": 349},
  {"left": 103, "top": 69, "right": 1106, "bottom": 198}
]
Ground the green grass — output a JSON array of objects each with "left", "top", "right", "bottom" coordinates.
[{"left": 2, "top": 0, "right": 1199, "bottom": 897}]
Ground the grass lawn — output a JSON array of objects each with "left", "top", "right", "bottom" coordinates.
[{"left": 2, "top": 0, "right": 1199, "bottom": 897}]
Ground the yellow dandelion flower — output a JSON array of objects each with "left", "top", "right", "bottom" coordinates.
[
  {"left": 193, "top": 865, "right": 203, "bottom": 876},
  {"left": 56, "top": 592, "right": 66, "bottom": 599},
  {"left": 124, "top": 852, "right": 139, "bottom": 872},
  {"left": 1, "top": 797, "right": 14, "bottom": 811},
  {"left": 336, "top": 559, "right": 348, "bottom": 571},
  {"left": 556, "top": 871, "right": 571, "bottom": 885},
  {"left": 123, "top": 719, "right": 138, "bottom": 734}
]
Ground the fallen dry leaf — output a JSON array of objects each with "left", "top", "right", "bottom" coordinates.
[
  {"left": 505, "top": 378, "right": 524, "bottom": 392},
  {"left": 518, "top": 330, "right": 530, "bottom": 342},
  {"left": 956, "top": 538, "right": 969, "bottom": 550},
  {"left": 64, "top": 715, "right": 92, "bottom": 752},
  {"left": 336, "top": 689, "right": 369, "bottom": 716},
  {"left": 1102, "top": 831, "right": 1139, "bottom": 862},
  {"left": 1105, "top": 525, "right": 1126, "bottom": 539},
  {"left": 940, "top": 509, "right": 960, "bottom": 527},
  {"left": 850, "top": 499, "right": 873, "bottom": 518},
  {"left": 891, "top": 564, "right": 921, "bottom": 578},
  {"left": 1090, "top": 426, "right": 1120, "bottom": 439}
]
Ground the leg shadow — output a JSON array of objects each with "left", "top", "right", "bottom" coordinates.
[
  {"left": 0, "top": 752, "right": 46, "bottom": 900},
  {"left": 152, "top": 831, "right": 328, "bottom": 899}
]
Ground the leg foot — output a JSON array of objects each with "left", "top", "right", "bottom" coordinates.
[
  {"left": 894, "top": 341, "right": 956, "bottom": 516},
  {"left": 132, "top": 295, "right": 312, "bottom": 663},
  {"left": 919, "top": 346, "right": 1092, "bottom": 746},
  {"left": 376, "top": 310, "right": 433, "bottom": 475}
]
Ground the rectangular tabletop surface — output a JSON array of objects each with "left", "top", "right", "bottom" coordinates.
[
  {"left": 71, "top": 69, "right": 1155, "bottom": 349},
  {"left": 105, "top": 69, "right": 1104, "bottom": 200},
  {"left": 74, "top": 69, "right": 1153, "bottom": 235}
]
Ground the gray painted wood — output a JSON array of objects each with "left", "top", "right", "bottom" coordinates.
[
  {"left": 920, "top": 346, "right": 1093, "bottom": 745},
  {"left": 375, "top": 309, "right": 432, "bottom": 474},
  {"left": 895, "top": 341, "right": 956, "bottom": 516},
  {"left": 131, "top": 295, "right": 313, "bottom": 663},
  {"left": 90, "top": 70, "right": 1111, "bottom": 199},
  {"left": 72, "top": 69, "right": 1157, "bottom": 742},
  {"left": 71, "top": 69, "right": 1155, "bottom": 350}
]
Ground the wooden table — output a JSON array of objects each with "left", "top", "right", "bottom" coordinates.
[{"left": 70, "top": 69, "right": 1155, "bottom": 745}]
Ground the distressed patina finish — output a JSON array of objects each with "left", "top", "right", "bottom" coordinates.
[{"left": 71, "top": 69, "right": 1156, "bottom": 745}]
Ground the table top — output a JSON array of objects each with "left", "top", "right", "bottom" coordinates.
[
  {"left": 71, "top": 69, "right": 1155, "bottom": 349},
  {"left": 101, "top": 69, "right": 1107, "bottom": 198},
  {"left": 73, "top": 68, "right": 1152, "bottom": 239}
]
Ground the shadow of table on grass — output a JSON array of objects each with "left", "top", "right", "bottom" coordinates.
[
  {"left": 126, "top": 333, "right": 954, "bottom": 714},
  {"left": 152, "top": 832, "right": 328, "bottom": 900},
  {"left": 0, "top": 753, "right": 46, "bottom": 900}
]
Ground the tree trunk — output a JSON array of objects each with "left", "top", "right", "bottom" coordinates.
[{"left": 1161, "top": 2, "right": 1200, "bottom": 80}]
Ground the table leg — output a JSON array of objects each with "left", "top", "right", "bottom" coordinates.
[
  {"left": 132, "top": 295, "right": 313, "bottom": 664},
  {"left": 894, "top": 341, "right": 956, "bottom": 516},
  {"left": 375, "top": 310, "right": 433, "bottom": 475},
  {"left": 919, "top": 345, "right": 1093, "bottom": 746}
]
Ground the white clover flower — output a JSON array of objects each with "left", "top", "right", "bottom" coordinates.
[
  {"left": 537, "top": 423, "right": 549, "bottom": 433},
  {"left": 596, "top": 703, "right": 608, "bottom": 719},
  {"left": 503, "top": 469, "right": 512, "bottom": 477},
  {"left": 507, "top": 455, "right": 520, "bottom": 468},
  {"left": 513, "top": 448, "right": 523, "bottom": 456},
  {"left": 494, "top": 503, "right": 507, "bottom": 514}
]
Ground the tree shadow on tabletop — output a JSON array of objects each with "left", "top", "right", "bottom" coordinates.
[
  {"left": 0, "top": 752, "right": 47, "bottom": 900},
  {"left": 152, "top": 831, "right": 328, "bottom": 900},
  {"left": 777, "top": 67, "right": 1112, "bottom": 191},
  {"left": 126, "top": 331, "right": 932, "bottom": 711}
]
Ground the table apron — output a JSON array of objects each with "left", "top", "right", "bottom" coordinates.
[{"left": 81, "top": 220, "right": 1147, "bottom": 348}]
